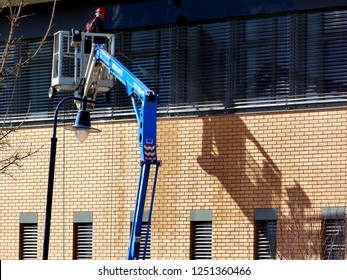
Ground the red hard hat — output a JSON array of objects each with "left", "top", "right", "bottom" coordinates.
[{"left": 96, "top": 7, "right": 108, "bottom": 17}]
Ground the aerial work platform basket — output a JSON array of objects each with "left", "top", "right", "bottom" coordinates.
[{"left": 50, "top": 30, "right": 116, "bottom": 97}]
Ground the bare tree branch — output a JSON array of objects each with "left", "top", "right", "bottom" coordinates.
[
  {"left": 0, "top": 141, "right": 39, "bottom": 177},
  {"left": 277, "top": 187, "right": 346, "bottom": 259},
  {"left": 0, "top": 0, "right": 56, "bottom": 79},
  {"left": 1, "top": 0, "right": 57, "bottom": 177}
]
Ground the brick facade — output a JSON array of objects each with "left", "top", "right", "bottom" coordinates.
[{"left": 1, "top": 108, "right": 346, "bottom": 259}]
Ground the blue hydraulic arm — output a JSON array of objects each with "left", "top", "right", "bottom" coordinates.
[{"left": 93, "top": 44, "right": 160, "bottom": 260}]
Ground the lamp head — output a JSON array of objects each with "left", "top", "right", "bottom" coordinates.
[{"left": 65, "top": 110, "right": 101, "bottom": 142}]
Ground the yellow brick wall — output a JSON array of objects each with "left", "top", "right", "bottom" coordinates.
[{"left": 0, "top": 108, "right": 346, "bottom": 259}]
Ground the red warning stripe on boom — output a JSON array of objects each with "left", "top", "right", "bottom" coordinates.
[{"left": 144, "top": 144, "right": 156, "bottom": 160}]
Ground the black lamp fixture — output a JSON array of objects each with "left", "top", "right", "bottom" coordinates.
[
  {"left": 42, "top": 95, "right": 100, "bottom": 260},
  {"left": 65, "top": 97, "right": 101, "bottom": 142}
]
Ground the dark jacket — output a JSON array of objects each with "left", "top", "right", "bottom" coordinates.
[
  {"left": 86, "top": 17, "right": 106, "bottom": 34},
  {"left": 85, "top": 17, "right": 106, "bottom": 44}
]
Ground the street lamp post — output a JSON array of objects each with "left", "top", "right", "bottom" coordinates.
[{"left": 42, "top": 96, "right": 100, "bottom": 260}]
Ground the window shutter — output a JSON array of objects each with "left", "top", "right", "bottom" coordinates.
[
  {"left": 74, "top": 223, "right": 93, "bottom": 260},
  {"left": 323, "top": 219, "right": 345, "bottom": 260},
  {"left": 139, "top": 222, "right": 151, "bottom": 260},
  {"left": 192, "top": 221, "right": 212, "bottom": 260},
  {"left": 20, "top": 223, "right": 38, "bottom": 260},
  {"left": 256, "top": 220, "right": 277, "bottom": 260},
  {"left": 130, "top": 222, "right": 151, "bottom": 259}
]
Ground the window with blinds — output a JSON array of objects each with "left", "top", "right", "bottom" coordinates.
[
  {"left": 1, "top": 8, "right": 347, "bottom": 125},
  {"left": 0, "top": 38, "right": 79, "bottom": 126},
  {"left": 73, "top": 223, "right": 93, "bottom": 260},
  {"left": 191, "top": 221, "right": 212, "bottom": 260},
  {"left": 139, "top": 222, "right": 151, "bottom": 259},
  {"left": 19, "top": 223, "right": 38, "bottom": 260},
  {"left": 255, "top": 220, "right": 277, "bottom": 260},
  {"left": 130, "top": 222, "right": 151, "bottom": 260},
  {"left": 322, "top": 219, "right": 346, "bottom": 260}
]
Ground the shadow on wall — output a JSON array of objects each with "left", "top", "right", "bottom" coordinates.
[
  {"left": 278, "top": 181, "right": 320, "bottom": 259},
  {"left": 197, "top": 115, "right": 283, "bottom": 223},
  {"left": 196, "top": 115, "right": 327, "bottom": 258},
  {"left": 286, "top": 180, "right": 312, "bottom": 217}
]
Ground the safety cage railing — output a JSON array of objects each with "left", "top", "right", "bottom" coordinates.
[{"left": 51, "top": 30, "right": 116, "bottom": 95}]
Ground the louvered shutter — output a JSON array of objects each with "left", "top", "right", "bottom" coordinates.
[
  {"left": 139, "top": 222, "right": 151, "bottom": 259},
  {"left": 192, "top": 221, "right": 212, "bottom": 260},
  {"left": 20, "top": 223, "right": 38, "bottom": 260},
  {"left": 130, "top": 222, "right": 151, "bottom": 259},
  {"left": 256, "top": 220, "right": 277, "bottom": 260},
  {"left": 74, "top": 223, "right": 93, "bottom": 260},
  {"left": 323, "top": 219, "right": 345, "bottom": 260}
]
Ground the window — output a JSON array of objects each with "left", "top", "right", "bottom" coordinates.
[
  {"left": 139, "top": 222, "right": 151, "bottom": 260},
  {"left": 254, "top": 209, "right": 277, "bottom": 260},
  {"left": 19, "top": 213, "right": 38, "bottom": 260},
  {"left": 130, "top": 211, "right": 151, "bottom": 259},
  {"left": 19, "top": 224, "right": 38, "bottom": 260},
  {"left": 130, "top": 222, "right": 151, "bottom": 260},
  {"left": 322, "top": 208, "right": 346, "bottom": 260},
  {"left": 321, "top": 11, "right": 347, "bottom": 96},
  {"left": 235, "top": 16, "right": 291, "bottom": 104},
  {"left": 0, "top": 39, "right": 55, "bottom": 119},
  {"left": 73, "top": 212, "right": 93, "bottom": 260},
  {"left": 73, "top": 223, "right": 93, "bottom": 259},
  {"left": 114, "top": 28, "right": 173, "bottom": 108},
  {"left": 190, "top": 210, "right": 212, "bottom": 260},
  {"left": 255, "top": 220, "right": 277, "bottom": 259},
  {"left": 2, "top": 8, "right": 347, "bottom": 125}
]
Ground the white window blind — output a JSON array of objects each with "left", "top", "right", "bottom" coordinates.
[
  {"left": 20, "top": 223, "right": 38, "bottom": 260},
  {"left": 192, "top": 221, "right": 212, "bottom": 260},
  {"left": 130, "top": 222, "right": 151, "bottom": 260},
  {"left": 323, "top": 219, "right": 345, "bottom": 260},
  {"left": 139, "top": 222, "right": 151, "bottom": 260},
  {"left": 256, "top": 220, "right": 277, "bottom": 260},
  {"left": 74, "top": 223, "right": 93, "bottom": 260}
]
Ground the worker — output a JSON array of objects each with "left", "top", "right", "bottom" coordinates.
[{"left": 84, "top": 7, "right": 108, "bottom": 52}]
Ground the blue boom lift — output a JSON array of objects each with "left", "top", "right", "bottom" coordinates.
[
  {"left": 50, "top": 30, "right": 160, "bottom": 260},
  {"left": 95, "top": 45, "right": 160, "bottom": 260}
]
